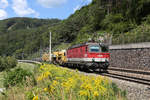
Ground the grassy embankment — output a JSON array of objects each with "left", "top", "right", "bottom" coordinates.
[
  {"left": 0, "top": 63, "right": 36, "bottom": 88},
  {"left": 0, "top": 63, "right": 127, "bottom": 100}
]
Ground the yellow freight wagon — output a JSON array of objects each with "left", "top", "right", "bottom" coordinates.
[{"left": 52, "top": 50, "right": 67, "bottom": 65}]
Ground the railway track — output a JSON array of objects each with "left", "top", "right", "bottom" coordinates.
[
  {"left": 108, "top": 67, "right": 150, "bottom": 75},
  {"left": 18, "top": 60, "right": 42, "bottom": 65},
  {"left": 100, "top": 67, "right": 150, "bottom": 86},
  {"left": 18, "top": 60, "right": 150, "bottom": 86}
]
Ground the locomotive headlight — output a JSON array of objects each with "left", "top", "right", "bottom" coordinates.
[
  {"left": 84, "top": 54, "right": 87, "bottom": 57},
  {"left": 98, "top": 55, "right": 103, "bottom": 57}
]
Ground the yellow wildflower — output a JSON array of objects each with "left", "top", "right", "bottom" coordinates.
[
  {"left": 37, "top": 71, "right": 51, "bottom": 81},
  {"left": 32, "top": 96, "right": 38, "bottom": 100},
  {"left": 44, "top": 88, "right": 48, "bottom": 92},
  {"left": 52, "top": 80, "right": 58, "bottom": 86},
  {"left": 75, "top": 69, "right": 78, "bottom": 72},
  {"left": 37, "top": 76, "right": 43, "bottom": 81},
  {"left": 84, "top": 84, "right": 92, "bottom": 90},
  {"left": 79, "top": 90, "right": 88, "bottom": 96},
  {"left": 44, "top": 71, "right": 51, "bottom": 77},
  {"left": 99, "top": 86, "right": 107, "bottom": 95},
  {"left": 40, "top": 65, "right": 44, "bottom": 70},
  {"left": 55, "top": 77, "right": 62, "bottom": 80},
  {"left": 93, "top": 91, "right": 99, "bottom": 97},
  {"left": 49, "top": 85, "right": 55, "bottom": 93}
]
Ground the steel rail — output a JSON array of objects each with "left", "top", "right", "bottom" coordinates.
[
  {"left": 101, "top": 72, "right": 150, "bottom": 86},
  {"left": 18, "top": 60, "right": 42, "bottom": 65},
  {"left": 99, "top": 67, "right": 150, "bottom": 86},
  {"left": 108, "top": 67, "right": 150, "bottom": 75}
]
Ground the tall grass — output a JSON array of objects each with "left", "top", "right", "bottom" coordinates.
[{"left": 0, "top": 64, "right": 127, "bottom": 100}]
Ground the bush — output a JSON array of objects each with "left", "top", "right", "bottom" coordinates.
[
  {"left": 6, "top": 56, "right": 18, "bottom": 69},
  {"left": 0, "top": 57, "right": 5, "bottom": 71},
  {"left": 3, "top": 68, "right": 36, "bottom": 88},
  {"left": 0, "top": 56, "right": 17, "bottom": 72},
  {"left": 144, "top": 14, "right": 150, "bottom": 24},
  {"left": 112, "top": 23, "right": 150, "bottom": 44}
]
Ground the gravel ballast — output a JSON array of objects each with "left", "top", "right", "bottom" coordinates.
[{"left": 108, "top": 77, "right": 150, "bottom": 100}]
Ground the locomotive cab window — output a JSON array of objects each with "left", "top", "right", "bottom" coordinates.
[{"left": 89, "top": 45, "right": 100, "bottom": 52}]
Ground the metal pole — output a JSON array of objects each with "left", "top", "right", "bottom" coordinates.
[{"left": 49, "top": 32, "right": 51, "bottom": 62}]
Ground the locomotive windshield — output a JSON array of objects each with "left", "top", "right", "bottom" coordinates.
[{"left": 89, "top": 45, "right": 100, "bottom": 52}]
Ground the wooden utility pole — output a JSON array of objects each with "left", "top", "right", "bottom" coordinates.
[{"left": 49, "top": 32, "right": 52, "bottom": 62}]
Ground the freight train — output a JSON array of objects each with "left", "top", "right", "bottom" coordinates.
[{"left": 52, "top": 42, "right": 110, "bottom": 72}]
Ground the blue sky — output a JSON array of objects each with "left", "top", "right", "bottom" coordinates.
[{"left": 0, "top": 0, "right": 92, "bottom": 20}]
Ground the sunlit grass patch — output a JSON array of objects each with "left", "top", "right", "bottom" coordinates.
[{"left": 0, "top": 72, "right": 4, "bottom": 88}]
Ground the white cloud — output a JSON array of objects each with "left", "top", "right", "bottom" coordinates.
[
  {"left": 73, "top": 5, "right": 81, "bottom": 12},
  {"left": 73, "top": 0, "right": 92, "bottom": 12},
  {"left": 37, "top": 0, "right": 67, "bottom": 8},
  {"left": 12, "top": 0, "right": 39, "bottom": 17},
  {"left": 87, "top": 0, "right": 92, "bottom": 3},
  {"left": 0, "top": 9, "right": 7, "bottom": 20},
  {"left": 0, "top": 0, "right": 8, "bottom": 9}
]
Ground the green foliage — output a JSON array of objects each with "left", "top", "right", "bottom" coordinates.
[
  {"left": 52, "top": 43, "right": 71, "bottom": 51},
  {"left": 1, "top": 0, "right": 150, "bottom": 57},
  {"left": 111, "top": 82, "right": 119, "bottom": 95},
  {"left": 0, "top": 64, "right": 127, "bottom": 100},
  {"left": 0, "top": 18, "right": 60, "bottom": 58},
  {"left": 144, "top": 14, "right": 150, "bottom": 24},
  {"left": 3, "top": 68, "right": 36, "bottom": 88},
  {"left": 101, "top": 14, "right": 135, "bottom": 34},
  {"left": 50, "top": 0, "right": 150, "bottom": 46},
  {"left": 0, "top": 56, "right": 17, "bottom": 72},
  {"left": 112, "top": 23, "right": 150, "bottom": 44},
  {"left": 73, "top": 25, "right": 93, "bottom": 44},
  {"left": 26, "top": 91, "right": 34, "bottom": 100}
]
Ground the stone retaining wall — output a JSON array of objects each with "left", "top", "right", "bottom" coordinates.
[{"left": 109, "top": 42, "right": 150, "bottom": 71}]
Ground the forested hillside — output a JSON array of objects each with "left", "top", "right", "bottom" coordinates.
[
  {"left": 0, "top": 17, "right": 60, "bottom": 58},
  {"left": 0, "top": 0, "right": 150, "bottom": 59},
  {"left": 50, "top": 0, "right": 150, "bottom": 44}
]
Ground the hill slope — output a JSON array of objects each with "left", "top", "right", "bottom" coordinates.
[
  {"left": 0, "top": 17, "right": 60, "bottom": 58},
  {"left": 50, "top": 0, "right": 150, "bottom": 44},
  {"left": 0, "top": 0, "right": 150, "bottom": 59}
]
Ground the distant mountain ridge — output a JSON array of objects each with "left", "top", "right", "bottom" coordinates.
[
  {"left": 0, "top": 17, "right": 60, "bottom": 34},
  {"left": 0, "top": 17, "right": 61, "bottom": 58}
]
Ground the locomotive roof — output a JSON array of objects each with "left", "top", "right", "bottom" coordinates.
[{"left": 68, "top": 42, "right": 100, "bottom": 49}]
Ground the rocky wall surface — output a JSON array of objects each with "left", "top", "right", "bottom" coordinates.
[{"left": 109, "top": 43, "right": 150, "bottom": 71}]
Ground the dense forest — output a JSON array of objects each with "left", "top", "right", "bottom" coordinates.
[
  {"left": 0, "top": 18, "right": 60, "bottom": 58},
  {"left": 0, "top": 0, "right": 150, "bottom": 59}
]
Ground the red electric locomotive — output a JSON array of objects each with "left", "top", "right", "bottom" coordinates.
[{"left": 66, "top": 42, "right": 110, "bottom": 71}]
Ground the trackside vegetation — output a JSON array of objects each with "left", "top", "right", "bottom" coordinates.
[
  {"left": 0, "top": 56, "right": 17, "bottom": 72},
  {"left": 3, "top": 68, "right": 36, "bottom": 89},
  {"left": 0, "top": 64, "right": 127, "bottom": 100}
]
